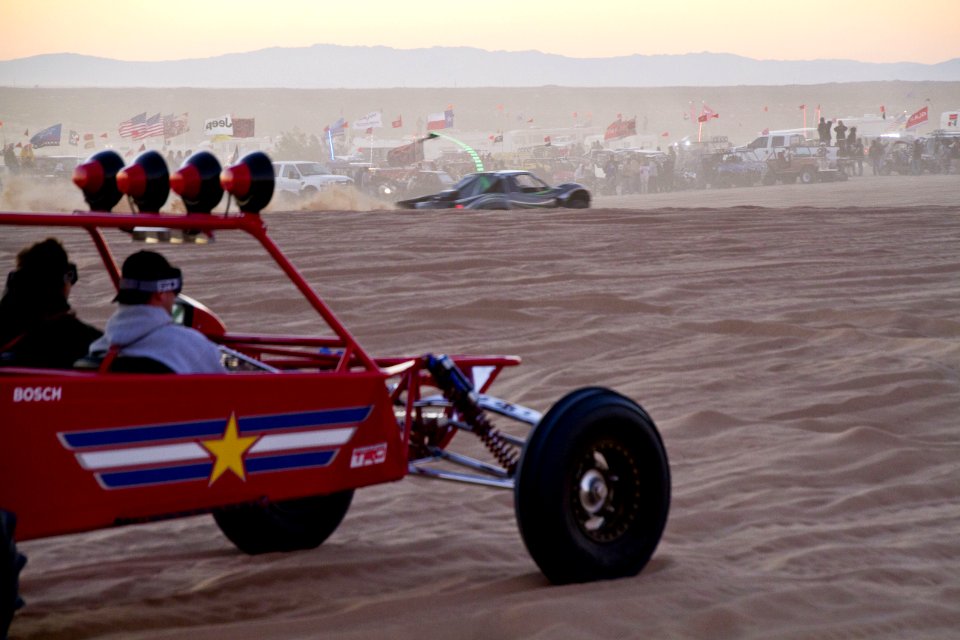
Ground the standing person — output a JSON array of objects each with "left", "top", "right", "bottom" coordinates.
[
  {"left": 869, "top": 139, "right": 884, "bottom": 175},
  {"left": 851, "top": 137, "right": 865, "bottom": 176},
  {"left": 19, "top": 144, "right": 35, "bottom": 172},
  {"left": 638, "top": 160, "right": 650, "bottom": 194},
  {"left": 817, "top": 117, "right": 829, "bottom": 145},
  {"left": 911, "top": 139, "right": 924, "bottom": 175},
  {"left": 823, "top": 120, "right": 833, "bottom": 146},
  {"left": 0, "top": 238, "right": 102, "bottom": 368},
  {"left": 3, "top": 144, "right": 19, "bottom": 175},
  {"left": 834, "top": 120, "right": 848, "bottom": 152},
  {"left": 88, "top": 250, "right": 225, "bottom": 373}
]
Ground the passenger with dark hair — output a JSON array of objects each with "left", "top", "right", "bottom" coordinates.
[
  {"left": 88, "top": 250, "right": 225, "bottom": 373},
  {"left": 0, "top": 238, "right": 102, "bottom": 368}
]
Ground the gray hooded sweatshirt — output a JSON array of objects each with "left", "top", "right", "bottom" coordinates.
[{"left": 89, "top": 305, "right": 225, "bottom": 373}]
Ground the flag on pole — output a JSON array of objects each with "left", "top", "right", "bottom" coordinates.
[
  {"left": 163, "top": 113, "right": 189, "bottom": 139},
  {"left": 392, "top": 115, "right": 403, "bottom": 128},
  {"left": 906, "top": 106, "right": 928, "bottom": 129},
  {"left": 604, "top": 116, "right": 636, "bottom": 141},
  {"left": 697, "top": 104, "right": 719, "bottom": 123},
  {"left": 353, "top": 111, "right": 383, "bottom": 130},
  {"left": 133, "top": 113, "right": 164, "bottom": 140},
  {"left": 30, "top": 123, "right": 62, "bottom": 148},
  {"left": 119, "top": 112, "right": 146, "bottom": 138},
  {"left": 880, "top": 105, "right": 886, "bottom": 120},
  {"left": 69, "top": 130, "right": 80, "bottom": 146},
  {"left": 426, "top": 109, "right": 454, "bottom": 131},
  {"left": 387, "top": 138, "right": 425, "bottom": 166},
  {"left": 232, "top": 118, "right": 255, "bottom": 138},
  {"left": 324, "top": 117, "right": 347, "bottom": 137}
]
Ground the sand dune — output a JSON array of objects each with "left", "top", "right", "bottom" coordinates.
[{"left": 3, "top": 175, "right": 959, "bottom": 639}]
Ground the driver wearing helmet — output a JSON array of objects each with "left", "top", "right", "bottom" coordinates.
[{"left": 88, "top": 250, "right": 225, "bottom": 373}]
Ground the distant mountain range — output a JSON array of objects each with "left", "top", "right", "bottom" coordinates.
[{"left": 1, "top": 45, "right": 958, "bottom": 88}]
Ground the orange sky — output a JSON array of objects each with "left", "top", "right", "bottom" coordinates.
[{"left": 1, "top": 0, "right": 957, "bottom": 64}]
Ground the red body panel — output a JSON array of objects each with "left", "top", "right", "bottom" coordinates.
[{"left": 1, "top": 369, "right": 405, "bottom": 540}]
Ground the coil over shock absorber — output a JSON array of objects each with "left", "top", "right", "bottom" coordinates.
[{"left": 424, "top": 354, "right": 520, "bottom": 474}]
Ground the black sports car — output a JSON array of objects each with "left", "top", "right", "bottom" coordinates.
[{"left": 396, "top": 170, "right": 591, "bottom": 210}]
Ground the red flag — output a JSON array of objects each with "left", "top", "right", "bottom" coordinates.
[
  {"left": 661, "top": 131, "right": 669, "bottom": 137},
  {"left": 527, "top": 117, "right": 534, "bottom": 124},
  {"left": 604, "top": 116, "right": 636, "bottom": 141},
  {"left": 365, "top": 127, "right": 373, "bottom": 135},
  {"left": 392, "top": 115, "right": 402, "bottom": 128},
  {"left": 906, "top": 106, "right": 929, "bottom": 129},
  {"left": 572, "top": 111, "right": 578, "bottom": 119},
  {"left": 100, "top": 132, "right": 109, "bottom": 138},
  {"left": 763, "top": 106, "right": 768, "bottom": 112},
  {"left": 544, "top": 135, "right": 551, "bottom": 145},
  {"left": 799, "top": 104, "right": 806, "bottom": 110}
]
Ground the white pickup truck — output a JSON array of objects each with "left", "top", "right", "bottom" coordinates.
[{"left": 272, "top": 161, "right": 353, "bottom": 199}]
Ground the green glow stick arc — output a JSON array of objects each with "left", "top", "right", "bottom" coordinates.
[{"left": 428, "top": 132, "right": 485, "bottom": 172}]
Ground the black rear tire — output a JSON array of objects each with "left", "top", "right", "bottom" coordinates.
[
  {"left": 1, "top": 510, "right": 26, "bottom": 640},
  {"left": 565, "top": 192, "right": 590, "bottom": 209},
  {"left": 515, "top": 388, "right": 670, "bottom": 584},
  {"left": 213, "top": 491, "right": 353, "bottom": 555}
]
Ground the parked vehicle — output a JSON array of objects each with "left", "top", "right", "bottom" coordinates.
[
  {"left": 396, "top": 170, "right": 591, "bottom": 210},
  {"left": 272, "top": 161, "right": 354, "bottom": 201},
  {"left": 709, "top": 149, "right": 767, "bottom": 187},
  {"left": 763, "top": 146, "right": 847, "bottom": 184},
  {"left": 742, "top": 129, "right": 813, "bottom": 160}
]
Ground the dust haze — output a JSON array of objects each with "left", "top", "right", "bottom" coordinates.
[{"left": 1, "top": 82, "right": 958, "bottom": 213}]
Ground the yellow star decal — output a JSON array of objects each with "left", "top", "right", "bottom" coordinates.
[{"left": 202, "top": 412, "right": 257, "bottom": 485}]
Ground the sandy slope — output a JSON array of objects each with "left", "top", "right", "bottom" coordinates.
[{"left": 3, "top": 176, "right": 960, "bottom": 639}]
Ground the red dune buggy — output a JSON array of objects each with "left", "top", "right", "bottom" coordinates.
[{"left": 0, "top": 150, "right": 670, "bottom": 637}]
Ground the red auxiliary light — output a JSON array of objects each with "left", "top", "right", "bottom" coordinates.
[
  {"left": 170, "top": 164, "right": 201, "bottom": 198},
  {"left": 116, "top": 163, "right": 147, "bottom": 197},
  {"left": 72, "top": 150, "right": 125, "bottom": 212},
  {"left": 117, "top": 150, "right": 170, "bottom": 213},
  {"left": 72, "top": 161, "right": 103, "bottom": 192},
  {"left": 175, "top": 152, "right": 223, "bottom": 214},
  {"left": 221, "top": 163, "right": 251, "bottom": 198},
  {"left": 220, "top": 151, "right": 273, "bottom": 214}
]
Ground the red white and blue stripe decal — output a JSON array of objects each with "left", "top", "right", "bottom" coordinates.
[{"left": 58, "top": 407, "right": 371, "bottom": 489}]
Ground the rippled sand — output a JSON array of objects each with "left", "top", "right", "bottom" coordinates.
[{"left": 4, "top": 175, "right": 959, "bottom": 639}]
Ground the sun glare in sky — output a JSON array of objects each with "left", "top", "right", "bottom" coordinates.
[{"left": 1, "top": 0, "right": 957, "bottom": 64}]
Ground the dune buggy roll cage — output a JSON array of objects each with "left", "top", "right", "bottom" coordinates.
[{"left": 0, "top": 208, "right": 531, "bottom": 490}]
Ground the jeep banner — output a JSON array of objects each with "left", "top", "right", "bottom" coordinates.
[
  {"left": 204, "top": 115, "right": 233, "bottom": 137},
  {"left": 353, "top": 111, "right": 383, "bottom": 130}
]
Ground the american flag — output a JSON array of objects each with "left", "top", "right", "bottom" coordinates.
[
  {"left": 118, "top": 112, "right": 146, "bottom": 138},
  {"left": 133, "top": 113, "right": 164, "bottom": 140}
]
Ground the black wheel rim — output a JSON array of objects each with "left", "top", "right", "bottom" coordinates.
[{"left": 570, "top": 437, "right": 642, "bottom": 543}]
